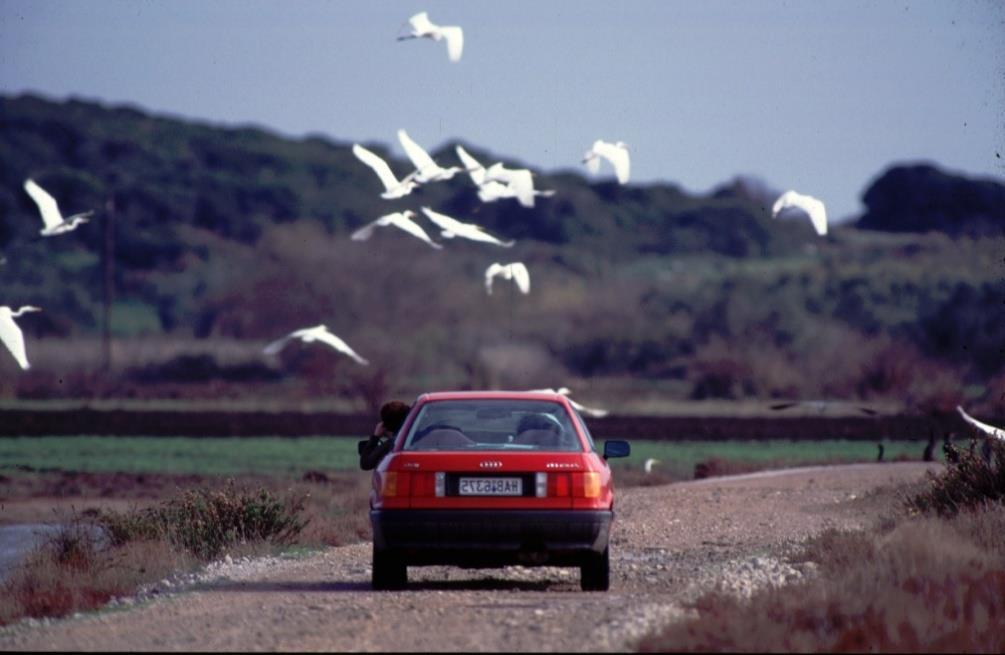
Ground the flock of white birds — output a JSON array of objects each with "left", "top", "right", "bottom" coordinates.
[{"left": 7, "top": 10, "right": 999, "bottom": 441}]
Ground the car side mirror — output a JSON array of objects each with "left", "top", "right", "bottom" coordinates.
[
  {"left": 357, "top": 439, "right": 368, "bottom": 455},
  {"left": 603, "top": 440, "right": 630, "bottom": 460}
]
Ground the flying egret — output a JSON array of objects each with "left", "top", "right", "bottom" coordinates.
[
  {"left": 397, "top": 11, "right": 464, "bottom": 63},
  {"left": 483, "top": 163, "right": 554, "bottom": 208},
  {"left": 456, "top": 146, "right": 554, "bottom": 207},
  {"left": 420, "top": 207, "right": 514, "bottom": 247},
  {"left": 397, "top": 129, "right": 462, "bottom": 183},
  {"left": 263, "top": 324, "right": 369, "bottom": 366},
  {"left": 455, "top": 145, "right": 488, "bottom": 186},
  {"left": 772, "top": 190, "right": 828, "bottom": 237},
  {"left": 23, "top": 179, "right": 93, "bottom": 236},
  {"left": 956, "top": 405, "right": 1005, "bottom": 442},
  {"left": 0, "top": 305, "right": 41, "bottom": 370},
  {"left": 582, "top": 140, "right": 630, "bottom": 185},
  {"left": 351, "top": 210, "right": 442, "bottom": 249},
  {"left": 528, "top": 387, "right": 610, "bottom": 418},
  {"left": 352, "top": 144, "right": 419, "bottom": 199},
  {"left": 485, "top": 262, "right": 530, "bottom": 295},
  {"left": 644, "top": 458, "right": 660, "bottom": 474}
]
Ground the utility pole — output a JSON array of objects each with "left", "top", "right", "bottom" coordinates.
[{"left": 102, "top": 194, "right": 115, "bottom": 372}]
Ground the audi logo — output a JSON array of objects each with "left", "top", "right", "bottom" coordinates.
[{"left": 479, "top": 460, "right": 503, "bottom": 469}]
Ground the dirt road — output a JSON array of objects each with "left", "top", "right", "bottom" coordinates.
[{"left": 0, "top": 462, "right": 938, "bottom": 652}]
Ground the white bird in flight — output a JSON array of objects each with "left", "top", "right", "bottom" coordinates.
[
  {"left": 529, "top": 387, "right": 610, "bottom": 418},
  {"left": 485, "top": 262, "right": 530, "bottom": 295},
  {"left": 484, "top": 163, "right": 554, "bottom": 208},
  {"left": 263, "top": 324, "right": 369, "bottom": 366},
  {"left": 455, "top": 144, "right": 489, "bottom": 186},
  {"left": 420, "top": 207, "right": 514, "bottom": 247},
  {"left": 644, "top": 458, "right": 660, "bottom": 474},
  {"left": 956, "top": 405, "right": 1005, "bottom": 442},
  {"left": 455, "top": 146, "right": 554, "bottom": 208},
  {"left": 398, "top": 129, "right": 462, "bottom": 183},
  {"left": 23, "top": 179, "right": 93, "bottom": 236},
  {"left": 352, "top": 144, "right": 419, "bottom": 199},
  {"left": 772, "top": 190, "right": 828, "bottom": 237},
  {"left": 582, "top": 140, "right": 630, "bottom": 185},
  {"left": 0, "top": 305, "right": 42, "bottom": 370},
  {"left": 351, "top": 210, "right": 442, "bottom": 249},
  {"left": 397, "top": 11, "right": 464, "bottom": 63}
]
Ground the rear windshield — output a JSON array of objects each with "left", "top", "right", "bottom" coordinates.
[{"left": 402, "top": 399, "right": 581, "bottom": 452}]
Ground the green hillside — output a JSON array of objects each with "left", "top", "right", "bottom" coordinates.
[{"left": 0, "top": 93, "right": 1002, "bottom": 415}]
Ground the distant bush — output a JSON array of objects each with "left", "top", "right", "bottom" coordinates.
[
  {"left": 128, "top": 353, "right": 282, "bottom": 384},
  {"left": 908, "top": 439, "right": 1005, "bottom": 516},
  {"left": 99, "top": 482, "right": 308, "bottom": 560}
]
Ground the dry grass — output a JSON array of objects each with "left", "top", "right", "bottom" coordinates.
[
  {"left": 0, "top": 526, "right": 191, "bottom": 625},
  {"left": 0, "top": 473, "right": 370, "bottom": 626},
  {"left": 637, "top": 503, "right": 1005, "bottom": 653}
]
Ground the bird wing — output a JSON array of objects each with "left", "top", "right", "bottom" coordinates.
[
  {"left": 439, "top": 25, "right": 463, "bottom": 62},
  {"left": 455, "top": 145, "right": 486, "bottom": 185},
  {"left": 511, "top": 262, "right": 530, "bottom": 294},
  {"left": 957, "top": 405, "right": 1005, "bottom": 441},
  {"left": 420, "top": 206, "right": 466, "bottom": 234},
  {"left": 408, "top": 11, "right": 436, "bottom": 35},
  {"left": 262, "top": 333, "right": 295, "bottom": 356},
  {"left": 350, "top": 217, "right": 381, "bottom": 241},
  {"left": 582, "top": 142, "right": 602, "bottom": 173},
  {"left": 422, "top": 207, "right": 512, "bottom": 246},
  {"left": 771, "top": 191, "right": 800, "bottom": 218},
  {"left": 804, "top": 195, "right": 828, "bottom": 236},
  {"left": 568, "top": 397, "right": 609, "bottom": 418},
  {"left": 313, "top": 328, "right": 369, "bottom": 365},
  {"left": 397, "top": 129, "right": 438, "bottom": 175},
  {"left": 352, "top": 144, "right": 401, "bottom": 192},
  {"left": 773, "top": 191, "right": 827, "bottom": 236},
  {"left": 0, "top": 311, "right": 30, "bottom": 369},
  {"left": 387, "top": 212, "right": 443, "bottom": 249},
  {"left": 484, "top": 262, "right": 504, "bottom": 295},
  {"left": 23, "top": 178, "right": 64, "bottom": 229},
  {"left": 507, "top": 170, "right": 536, "bottom": 207},
  {"left": 477, "top": 181, "right": 511, "bottom": 202},
  {"left": 595, "top": 141, "right": 630, "bottom": 184}
]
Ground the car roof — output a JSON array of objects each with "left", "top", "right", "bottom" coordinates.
[{"left": 415, "top": 390, "right": 568, "bottom": 403}]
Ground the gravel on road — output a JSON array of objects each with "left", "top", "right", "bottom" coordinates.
[{"left": 0, "top": 462, "right": 938, "bottom": 652}]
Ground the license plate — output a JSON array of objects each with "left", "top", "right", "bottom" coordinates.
[{"left": 459, "top": 477, "right": 522, "bottom": 496}]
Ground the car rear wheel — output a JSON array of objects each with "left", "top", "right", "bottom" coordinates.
[
  {"left": 372, "top": 546, "right": 407, "bottom": 590},
  {"left": 580, "top": 546, "right": 610, "bottom": 591}
]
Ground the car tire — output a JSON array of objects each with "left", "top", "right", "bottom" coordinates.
[
  {"left": 372, "top": 546, "right": 407, "bottom": 590},
  {"left": 580, "top": 546, "right": 610, "bottom": 591}
]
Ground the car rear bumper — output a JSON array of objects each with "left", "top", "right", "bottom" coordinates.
[{"left": 371, "top": 509, "right": 613, "bottom": 567}]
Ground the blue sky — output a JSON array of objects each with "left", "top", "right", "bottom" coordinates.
[{"left": 1, "top": 0, "right": 1003, "bottom": 222}]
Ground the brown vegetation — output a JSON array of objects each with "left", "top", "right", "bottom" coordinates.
[
  {"left": 638, "top": 505, "right": 1005, "bottom": 653},
  {"left": 0, "top": 476, "right": 370, "bottom": 627},
  {"left": 0, "top": 525, "right": 189, "bottom": 625},
  {"left": 639, "top": 439, "right": 1005, "bottom": 652}
]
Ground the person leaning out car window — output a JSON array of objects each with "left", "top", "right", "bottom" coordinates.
[{"left": 359, "top": 401, "right": 411, "bottom": 470}]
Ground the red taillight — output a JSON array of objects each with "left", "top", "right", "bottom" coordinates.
[
  {"left": 411, "top": 472, "right": 436, "bottom": 497},
  {"left": 572, "top": 472, "right": 601, "bottom": 498},
  {"left": 404, "top": 472, "right": 444, "bottom": 497},
  {"left": 547, "top": 472, "right": 571, "bottom": 497}
]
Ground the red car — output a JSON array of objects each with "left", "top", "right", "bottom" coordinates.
[{"left": 365, "top": 390, "right": 630, "bottom": 591}]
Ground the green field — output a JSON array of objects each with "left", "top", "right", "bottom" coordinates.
[{"left": 0, "top": 436, "right": 937, "bottom": 479}]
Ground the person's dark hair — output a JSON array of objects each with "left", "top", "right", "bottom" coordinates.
[
  {"left": 517, "top": 413, "right": 557, "bottom": 434},
  {"left": 380, "top": 401, "right": 411, "bottom": 433}
]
